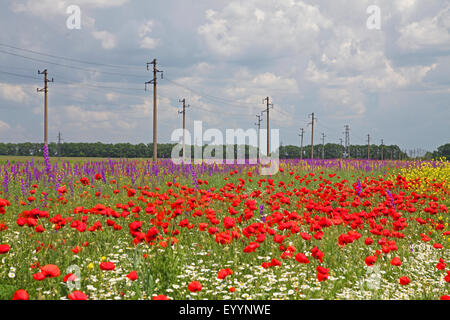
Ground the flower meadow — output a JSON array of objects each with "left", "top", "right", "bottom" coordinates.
[{"left": 0, "top": 154, "right": 449, "bottom": 300}]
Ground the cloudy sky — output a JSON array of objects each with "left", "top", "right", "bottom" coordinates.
[{"left": 0, "top": 0, "right": 448, "bottom": 152}]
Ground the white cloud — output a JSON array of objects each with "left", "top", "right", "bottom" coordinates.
[
  {"left": 105, "top": 93, "right": 120, "bottom": 101},
  {"left": 11, "top": 0, "right": 128, "bottom": 16},
  {"left": 319, "top": 88, "right": 366, "bottom": 119},
  {"left": 0, "top": 120, "right": 11, "bottom": 132},
  {"left": 65, "top": 105, "right": 116, "bottom": 123},
  {"left": 92, "top": 30, "right": 117, "bottom": 49},
  {"left": 398, "top": 6, "right": 450, "bottom": 50},
  {"left": 138, "top": 20, "right": 160, "bottom": 49},
  {"left": 0, "top": 83, "right": 28, "bottom": 103},
  {"left": 198, "top": 0, "right": 332, "bottom": 58},
  {"left": 140, "top": 37, "right": 159, "bottom": 49}
]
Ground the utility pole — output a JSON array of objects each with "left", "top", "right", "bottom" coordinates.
[
  {"left": 309, "top": 113, "right": 316, "bottom": 159},
  {"left": 367, "top": 134, "right": 370, "bottom": 160},
  {"left": 255, "top": 114, "right": 262, "bottom": 162},
  {"left": 57, "top": 131, "right": 63, "bottom": 158},
  {"left": 340, "top": 138, "right": 344, "bottom": 159},
  {"left": 344, "top": 125, "right": 350, "bottom": 158},
  {"left": 262, "top": 97, "right": 273, "bottom": 157},
  {"left": 299, "top": 128, "right": 305, "bottom": 160},
  {"left": 37, "top": 69, "right": 53, "bottom": 147},
  {"left": 381, "top": 139, "right": 384, "bottom": 160},
  {"left": 178, "top": 98, "right": 190, "bottom": 163},
  {"left": 321, "top": 132, "right": 326, "bottom": 159},
  {"left": 145, "top": 59, "right": 163, "bottom": 163}
]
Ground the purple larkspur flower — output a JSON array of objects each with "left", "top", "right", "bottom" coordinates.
[
  {"left": 385, "top": 189, "right": 396, "bottom": 209},
  {"left": 356, "top": 178, "right": 362, "bottom": 196},
  {"left": 260, "top": 204, "right": 265, "bottom": 222}
]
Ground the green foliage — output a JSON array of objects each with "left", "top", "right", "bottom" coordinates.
[{"left": 0, "top": 142, "right": 409, "bottom": 160}]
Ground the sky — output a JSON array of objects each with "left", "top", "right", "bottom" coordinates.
[{"left": 0, "top": 0, "right": 448, "bottom": 153}]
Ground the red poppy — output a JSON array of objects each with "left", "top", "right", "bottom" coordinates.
[
  {"left": 188, "top": 281, "right": 202, "bottom": 292},
  {"left": 0, "top": 244, "right": 10, "bottom": 254},
  {"left": 127, "top": 270, "right": 138, "bottom": 281},
  {"left": 316, "top": 266, "right": 329, "bottom": 282},
  {"left": 217, "top": 268, "right": 233, "bottom": 280},
  {"left": 153, "top": 295, "right": 169, "bottom": 300},
  {"left": 436, "top": 258, "right": 446, "bottom": 270},
  {"left": 33, "top": 272, "right": 46, "bottom": 281},
  {"left": 399, "top": 276, "right": 410, "bottom": 285},
  {"left": 433, "top": 243, "right": 443, "bottom": 249},
  {"left": 365, "top": 255, "right": 377, "bottom": 267},
  {"left": 295, "top": 253, "right": 310, "bottom": 264},
  {"left": 100, "top": 262, "right": 116, "bottom": 271},
  {"left": 390, "top": 257, "right": 402, "bottom": 267},
  {"left": 445, "top": 271, "right": 450, "bottom": 283},
  {"left": 41, "top": 264, "right": 60, "bottom": 278},
  {"left": 223, "top": 217, "right": 235, "bottom": 229},
  {"left": 311, "top": 246, "right": 324, "bottom": 262},
  {"left": 68, "top": 291, "right": 88, "bottom": 300},
  {"left": 64, "top": 273, "right": 77, "bottom": 283},
  {"left": 12, "top": 289, "right": 29, "bottom": 300}
]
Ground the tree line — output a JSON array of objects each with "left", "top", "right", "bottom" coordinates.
[
  {"left": 0, "top": 141, "right": 437, "bottom": 160},
  {"left": 424, "top": 143, "right": 450, "bottom": 160}
]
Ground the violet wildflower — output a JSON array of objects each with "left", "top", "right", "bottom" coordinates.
[
  {"left": 20, "top": 178, "right": 27, "bottom": 199},
  {"left": 191, "top": 171, "right": 199, "bottom": 190},
  {"left": 2, "top": 168, "right": 9, "bottom": 193},
  {"left": 385, "top": 189, "right": 396, "bottom": 209},
  {"left": 260, "top": 204, "right": 265, "bottom": 223},
  {"left": 356, "top": 178, "right": 362, "bottom": 196},
  {"left": 43, "top": 144, "right": 52, "bottom": 180}
]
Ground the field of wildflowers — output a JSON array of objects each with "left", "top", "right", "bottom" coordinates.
[{"left": 0, "top": 152, "right": 449, "bottom": 300}]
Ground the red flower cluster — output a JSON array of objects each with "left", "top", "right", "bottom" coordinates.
[{"left": 33, "top": 264, "right": 60, "bottom": 281}]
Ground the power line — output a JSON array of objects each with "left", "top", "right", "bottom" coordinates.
[
  {"left": 308, "top": 113, "right": 316, "bottom": 159},
  {"left": 0, "top": 70, "right": 41, "bottom": 80},
  {"left": 145, "top": 59, "right": 163, "bottom": 162},
  {"left": 37, "top": 69, "right": 53, "bottom": 147},
  {"left": 0, "top": 68, "right": 145, "bottom": 93},
  {"left": 178, "top": 98, "right": 190, "bottom": 162},
  {"left": 0, "top": 42, "right": 142, "bottom": 70},
  {"left": 0, "top": 49, "right": 148, "bottom": 79},
  {"left": 321, "top": 132, "right": 326, "bottom": 159},
  {"left": 262, "top": 97, "right": 273, "bottom": 156},
  {"left": 164, "top": 77, "right": 257, "bottom": 108},
  {"left": 299, "top": 128, "right": 304, "bottom": 160}
]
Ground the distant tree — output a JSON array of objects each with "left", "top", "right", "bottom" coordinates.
[{"left": 433, "top": 143, "right": 450, "bottom": 159}]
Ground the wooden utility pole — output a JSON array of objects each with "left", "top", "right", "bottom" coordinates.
[
  {"left": 340, "top": 138, "right": 344, "bottom": 159},
  {"left": 178, "top": 98, "right": 189, "bottom": 162},
  {"left": 37, "top": 69, "right": 53, "bottom": 147},
  {"left": 262, "top": 97, "right": 273, "bottom": 157},
  {"left": 321, "top": 132, "right": 326, "bottom": 159},
  {"left": 255, "top": 114, "right": 262, "bottom": 162},
  {"left": 367, "top": 134, "right": 370, "bottom": 160},
  {"left": 57, "top": 131, "right": 63, "bottom": 158},
  {"left": 309, "top": 113, "right": 316, "bottom": 159},
  {"left": 380, "top": 139, "right": 384, "bottom": 160},
  {"left": 299, "top": 128, "right": 304, "bottom": 160},
  {"left": 344, "top": 125, "right": 350, "bottom": 158},
  {"left": 146, "top": 59, "right": 163, "bottom": 163}
]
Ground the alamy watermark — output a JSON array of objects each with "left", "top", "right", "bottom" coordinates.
[
  {"left": 359, "top": 265, "right": 382, "bottom": 294},
  {"left": 170, "top": 121, "right": 279, "bottom": 175},
  {"left": 65, "top": 264, "right": 81, "bottom": 290},
  {"left": 66, "top": 5, "right": 81, "bottom": 30},
  {"left": 366, "top": 5, "right": 381, "bottom": 30}
]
